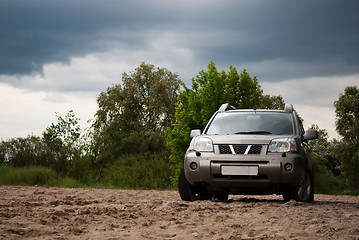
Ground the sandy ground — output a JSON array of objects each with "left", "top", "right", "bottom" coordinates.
[{"left": 1, "top": 186, "right": 359, "bottom": 240}]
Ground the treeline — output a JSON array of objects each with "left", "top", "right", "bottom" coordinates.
[
  {"left": 0, "top": 61, "right": 358, "bottom": 194},
  {"left": 309, "top": 85, "right": 359, "bottom": 194}
]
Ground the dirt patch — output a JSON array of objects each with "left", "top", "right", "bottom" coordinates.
[{"left": 1, "top": 186, "right": 359, "bottom": 239}]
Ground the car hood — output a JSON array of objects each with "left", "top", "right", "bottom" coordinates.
[{"left": 204, "top": 134, "right": 293, "bottom": 145}]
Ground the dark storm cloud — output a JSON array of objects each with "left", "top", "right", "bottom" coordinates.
[
  {"left": 194, "top": 1, "right": 359, "bottom": 80},
  {"left": 0, "top": 0, "right": 171, "bottom": 75},
  {"left": 1, "top": 0, "right": 359, "bottom": 81}
]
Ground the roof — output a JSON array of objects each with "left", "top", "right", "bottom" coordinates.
[{"left": 218, "top": 103, "right": 294, "bottom": 113}]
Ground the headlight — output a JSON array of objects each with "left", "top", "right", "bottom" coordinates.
[
  {"left": 268, "top": 138, "right": 297, "bottom": 153},
  {"left": 193, "top": 137, "right": 213, "bottom": 152}
]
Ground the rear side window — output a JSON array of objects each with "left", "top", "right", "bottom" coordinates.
[{"left": 205, "top": 112, "right": 294, "bottom": 135}]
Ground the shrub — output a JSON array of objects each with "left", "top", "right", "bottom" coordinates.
[
  {"left": 57, "top": 178, "right": 84, "bottom": 188},
  {"left": 68, "top": 155, "right": 96, "bottom": 185},
  {"left": 0, "top": 164, "right": 56, "bottom": 186},
  {"left": 101, "top": 151, "right": 172, "bottom": 189},
  {"left": 313, "top": 153, "right": 344, "bottom": 194}
]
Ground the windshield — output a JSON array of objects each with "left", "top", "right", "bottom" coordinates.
[{"left": 205, "top": 111, "right": 294, "bottom": 135}]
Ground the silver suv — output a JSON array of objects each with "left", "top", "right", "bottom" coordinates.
[{"left": 178, "top": 103, "right": 318, "bottom": 202}]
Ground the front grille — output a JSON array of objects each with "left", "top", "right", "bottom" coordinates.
[
  {"left": 218, "top": 145, "right": 262, "bottom": 155},
  {"left": 219, "top": 145, "right": 232, "bottom": 154},
  {"left": 233, "top": 145, "right": 247, "bottom": 154},
  {"left": 248, "top": 145, "right": 262, "bottom": 154}
]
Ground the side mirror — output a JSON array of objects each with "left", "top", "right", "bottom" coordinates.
[
  {"left": 190, "top": 129, "right": 201, "bottom": 138},
  {"left": 303, "top": 129, "right": 318, "bottom": 141}
]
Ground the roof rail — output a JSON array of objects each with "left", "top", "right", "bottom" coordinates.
[
  {"left": 218, "top": 103, "right": 236, "bottom": 112},
  {"left": 284, "top": 104, "right": 294, "bottom": 113}
]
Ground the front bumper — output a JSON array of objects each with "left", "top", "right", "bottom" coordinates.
[{"left": 184, "top": 150, "right": 306, "bottom": 193}]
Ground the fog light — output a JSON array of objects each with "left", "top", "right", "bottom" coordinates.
[
  {"left": 284, "top": 163, "right": 293, "bottom": 171},
  {"left": 190, "top": 162, "right": 198, "bottom": 170}
]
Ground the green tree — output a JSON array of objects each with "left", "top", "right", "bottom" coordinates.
[
  {"left": 259, "top": 95, "right": 285, "bottom": 109},
  {"left": 309, "top": 124, "right": 341, "bottom": 176},
  {"left": 92, "top": 62, "right": 181, "bottom": 166},
  {"left": 0, "top": 135, "right": 46, "bottom": 168},
  {"left": 42, "top": 110, "right": 83, "bottom": 175},
  {"left": 166, "top": 61, "right": 284, "bottom": 185},
  {"left": 1, "top": 110, "right": 84, "bottom": 177},
  {"left": 334, "top": 85, "right": 359, "bottom": 189},
  {"left": 334, "top": 86, "right": 359, "bottom": 143}
]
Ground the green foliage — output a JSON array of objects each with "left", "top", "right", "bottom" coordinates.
[
  {"left": 0, "top": 110, "right": 90, "bottom": 179},
  {"left": 68, "top": 155, "right": 96, "bottom": 186},
  {"left": 334, "top": 141, "right": 359, "bottom": 190},
  {"left": 166, "top": 61, "right": 284, "bottom": 185},
  {"left": 334, "top": 86, "right": 359, "bottom": 143},
  {"left": 42, "top": 110, "right": 83, "bottom": 175},
  {"left": 183, "top": 61, "right": 263, "bottom": 126},
  {"left": 260, "top": 95, "right": 285, "bottom": 109},
  {"left": 0, "top": 135, "right": 47, "bottom": 168},
  {"left": 101, "top": 151, "right": 172, "bottom": 189},
  {"left": 0, "top": 164, "right": 85, "bottom": 188},
  {"left": 334, "top": 86, "right": 359, "bottom": 190},
  {"left": 43, "top": 110, "right": 82, "bottom": 148},
  {"left": 0, "top": 111, "right": 82, "bottom": 176},
  {"left": 92, "top": 62, "right": 181, "bottom": 166},
  {"left": 309, "top": 125, "right": 341, "bottom": 176},
  {"left": 313, "top": 153, "right": 344, "bottom": 194},
  {"left": 1, "top": 63, "right": 181, "bottom": 190},
  {"left": 0, "top": 164, "right": 56, "bottom": 186},
  {"left": 46, "top": 177, "right": 85, "bottom": 188}
]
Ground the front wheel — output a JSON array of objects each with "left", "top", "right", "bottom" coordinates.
[
  {"left": 178, "top": 168, "right": 196, "bottom": 201},
  {"left": 293, "top": 167, "right": 314, "bottom": 203}
]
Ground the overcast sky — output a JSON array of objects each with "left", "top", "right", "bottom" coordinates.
[{"left": 1, "top": 0, "right": 358, "bottom": 140}]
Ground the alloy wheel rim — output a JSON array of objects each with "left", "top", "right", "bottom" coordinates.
[{"left": 297, "top": 171, "right": 311, "bottom": 201}]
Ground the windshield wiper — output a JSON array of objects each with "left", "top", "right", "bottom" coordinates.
[{"left": 234, "top": 131, "right": 272, "bottom": 135}]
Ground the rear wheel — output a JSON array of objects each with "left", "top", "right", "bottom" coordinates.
[
  {"left": 213, "top": 192, "right": 228, "bottom": 202},
  {"left": 197, "top": 192, "right": 214, "bottom": 200},
  {"left": 282, "top": 190, "right": 293, "bottom": 202}
]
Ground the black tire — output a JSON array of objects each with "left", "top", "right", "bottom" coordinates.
[
  {"left": 293, "top": 167, "right": 314, "bottom": 203},
  {"left": 213, "top": 192, "right": 228, "bottom": 202},
  {"left": 178, "top": 168, "right": 196, "bottom": 201},
  {"left": 197, "top": 192, "right": 214, "bottom": 200},
  {"left": 282, "top": 190, "right": 293, "bottom": 202}
]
